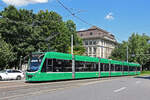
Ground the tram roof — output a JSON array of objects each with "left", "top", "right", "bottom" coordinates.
[
  {"left": 128, "top": 62, "right": 140, "bottom": 67},
  {"left": 45, "top": 52, "right": 72, "bottom": 60},
  {"left": 110, "top": 60, "right": 123, "bottom": 65},
  {"left": 123, "top": 62, "right": 129, "bottom": 66},
  {"left": 31, "top": 52, "right": 140, "bottom": 67},
  {"left": 75, "top": 55, "right": 99, "bottom": 62},
  {"left": 100, "top": 58, "right": 109, "bottom": 64}
]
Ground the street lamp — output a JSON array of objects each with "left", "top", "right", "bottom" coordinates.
[{"left": 127, "top": 45, "right": 128, "bottom": 62}]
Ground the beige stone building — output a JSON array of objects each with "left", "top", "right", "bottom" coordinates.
[{"left": 77, "top": 26, "right": 117, "bottom": 58}]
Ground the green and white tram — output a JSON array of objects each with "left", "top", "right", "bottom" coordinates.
[{"left": 26, "top": 52, "right": 141, "bottom": 82}]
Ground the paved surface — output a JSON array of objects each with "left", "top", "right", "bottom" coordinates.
[{"left": 0, "top": 76, "right": 150, "bottom": 100}]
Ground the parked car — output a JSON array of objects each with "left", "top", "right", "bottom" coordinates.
[{"left": 0, "top": 69, "right": 24, "bottom": 81}]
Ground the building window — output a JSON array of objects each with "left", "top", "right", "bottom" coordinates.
[
  {"left": 80, "top": 33, "right": 83, "bottom": 36},
  {"left": 101, "top": 40, "right": 104, "bottom": 46},
  {"left": 89, "top": 41, "right": 92, "bottom": 45},
  {"left": 86, "top": 47, "right": 88, "bottom": 53},
  {"left": 101, "top": 48, "right": 103, "bottom": 58},
  {"left": 90, "top": 32, "right": 93, "bottom": 35},
  {"left": 93, "top": 41, "right": 96, "bottom": 45},
  {"left": 93, "top": 47, "right": 96, "bottom": 54},
  {"left": 85, "top": 41, "right": 88, "bottom": 45},
  {"left": 89, "top": 47, "right": 92, "bottom": 54}
]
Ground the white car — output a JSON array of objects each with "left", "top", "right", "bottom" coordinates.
[{"left": 0, "top": 69, "right": 24, "bottom": 80}]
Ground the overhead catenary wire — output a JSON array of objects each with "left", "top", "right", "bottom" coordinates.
[
  {"left": 56, "top": 0, "right": 93, "bottom": 26},
  {"left": 0, "top": 1, "right": 93, "bottom": 27},
  {"left": 0, "top": 1, "right": 122, "bottom": 42}
]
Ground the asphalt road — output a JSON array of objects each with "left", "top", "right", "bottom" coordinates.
[{"left": 0, "top": 76, "right": 150, "bottom": 100}]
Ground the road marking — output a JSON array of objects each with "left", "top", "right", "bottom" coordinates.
[
  {"left": 114, "top": 87, "right": 127, "bottom": 93},
  {"left": 136, "top": 81, "right": 141, "bottom": 84}
]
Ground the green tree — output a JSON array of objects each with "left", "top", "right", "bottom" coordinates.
[
  {"left": 128, "top": 33, "right": 150, "bottom": 65},
  {"left": 0, "top": 6, "right": 37, "bottom": 67},
  {"left": 109, "top": 41, "right": 127, "bottom": 61},
  {"left": 0, "top": 34, "right": 14, "bottom": 69},
  {"left": 65, "top": 20, "right": 85, "bottom": 55},
  {"left": 110, "top": 33, "right": 150, "bottom": 68},
  {"left": 0, "top": 6, "right": 85, "bottom": 68}
]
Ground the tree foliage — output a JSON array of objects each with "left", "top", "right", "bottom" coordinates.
[
  {"left": 0, "top": 34, "right": 14, "bottom": 69},
  {"left": 110, "top": 33, "right": 150, "bottom": 69},
  {"left": 0, "top": 6, "right": 85, "bottom": 69}
]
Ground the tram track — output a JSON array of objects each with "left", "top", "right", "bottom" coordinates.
[
  {"left": 0, "top": 84, "right": 80, "bottom": 99},
  {"left": 0, "top": 76, "right": 134, "bottom": 89},
  {"left": 0, "top": 76, "right": 136, "bottom": 100},
  {"left": 0, "top": 80, "right": 114, "bottom": 100},
  {"left": 0, "top": 85, "right": 78, "bottom": 100},
  {"left": 0, "top": 77, "right": 121, "bottom": 100}
]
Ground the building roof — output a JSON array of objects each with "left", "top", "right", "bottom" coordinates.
[
  {"left": 77, "top": 26, "right": 117, "bottom": 43},
  {"left": 79, "top": 26, "right": 109, "bottom": 33}
]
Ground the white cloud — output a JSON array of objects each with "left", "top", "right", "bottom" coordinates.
[
  {"left": 2, "top": 0, "right": 50, "bottom": 7},
  {"left": 105, "top": 12, "right": 114, "bottom": 20},
  {"left": 79, "top": 28, "right": 86, "bottom": 31}
]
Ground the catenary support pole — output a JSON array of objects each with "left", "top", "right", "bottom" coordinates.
[
  {"left": 109, "top": 62, "right": 111, "bottom": 77},
  {"left": 71, "top": 35, "right": 75, "bottom": 79},
  {"left": 98, "top": 58, "right": 101, "bottom": 77},
  {"left": 122, "top": 64, "right": 124, "bottom": 75},
  {"left": 140, "top": 65, "right": 142, "bottom": 72},
  {"left": 127, "top": 46, "right": 128, "bottom": 62},
  {"left": 128, "top": 65, "right": 129, "bottom": 75},
  {"left": 114, "top": 64, "right": 116, "bottom": 72}
]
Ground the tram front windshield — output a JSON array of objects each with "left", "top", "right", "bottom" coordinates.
[{"left": 27, "top": 54, "right": 44, "bottom": 72}]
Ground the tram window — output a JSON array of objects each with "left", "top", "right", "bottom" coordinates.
[
  {"left": 119, "top": 65, "right": 122, "bottom": 71},
  {"left": 52, "top": 59, "right": 72, "bottom": 72},
  {"left": 129, "top": 66, "right": 131, "bottom": 71},
  {"left": 104, "top": 64, "right": 109, "bottom": 71},
  {"left": 41, "top": 59, "right": 72, "bottom": 72},
  {"left": 94, "top": 63, "right": 98, "bottom": 71},
  {"left": 111, "top": 64, "right": 115, "bottom": 71},
  {"left": 75, "top": 61, "right": 98, "bottom": 72},
  {"left": 47, "top": 59, "right": 53, "bottom": 72},
  {"left": 100, "top": 63, "right": 109, "bottom": 71},
  {"left": 133, "top": 67, "right": 136, "bottom": 71},
  {"left": 115, "top": 65, "right": 122, "bottom": 71},
  {"left": 129, "top": 66, "right": 137, "bottom": 71},
  {"left": 41, "top": 59, "right": 53, "bottom": 72},
  {"left": 86, "top": 62, "right": 92, "bottom": 71},
  {"left": 123, "top": 66, "right": 128, "bottom": 71},
  {"left": 63, "top": 60, "right": 72, "bottom": 72},
  {"left": 75, "top": 61, "right": 84, "bottom": 72},
  {"left": 129, "top": 66, "right": 134, "bottom": 71},
  {"left": 48, "top": 59, "right": 53, "bottom": 65},
  {"left": 135, "top": 67, "right": 137, "bottom": 71},
  {"left": 100, "top": 63, "right": 104, "bottom": 71},
  {"left": 137, "top": 67, "right": 140, "bottom": 71},
  {"left": 53, "top": 59, "right": 62, "bottom": 72},
  {"left": 46, "top": 66, "right": 53, "bottom": 72}
]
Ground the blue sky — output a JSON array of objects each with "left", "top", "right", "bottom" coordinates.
[{"left": 0, "top": 0, "right": 150, "bottom": 42}]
